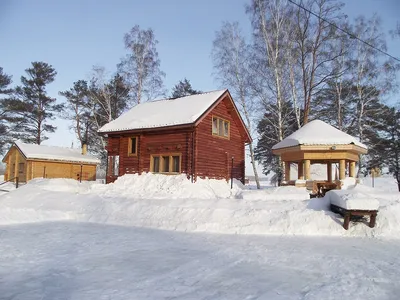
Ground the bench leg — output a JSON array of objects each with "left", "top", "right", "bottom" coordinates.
[
  {"left": 343, "top": 213, "right": 351, "bottom": 230},
  {"left": 369, "top": 213, "right": 377, "bottom": 228}
]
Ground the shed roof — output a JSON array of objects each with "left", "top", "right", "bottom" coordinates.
[
  {"left": 272, "top": 120, "right": 367, "bottom": 150},
  {"left": 98, "top": 89, "right": 227, "bottom": 133},
  {"left": 2, "top": 141, "right": 100, "bottom": 164}
]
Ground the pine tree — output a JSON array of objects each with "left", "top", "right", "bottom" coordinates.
[
  {"left": 0, "top": 67, "right": 14, "bottom": 153},
  {"left": 254, "top": 100, "right": 298, "bottom": 185},
  {"left": 170, "top": 78, "right": 201, "bottom": 98},
  {"left": 7, "top": 62, "right": 64, "bottom": 144},
  {"left": 59, "top": 80, "right": 94, "bottom": 148},
  {"left": 377, "top": 107, "right": 400, "bottom": 191}
]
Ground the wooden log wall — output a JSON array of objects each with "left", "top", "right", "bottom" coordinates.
[{"left": 195, "top": 97, "right": 245, "bottom": 183}]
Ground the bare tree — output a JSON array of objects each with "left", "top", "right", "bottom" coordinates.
[
  {"left": 118, "top": 25, "right": 166, "bottom": 105},
  {"left": 212, "top": 21, "right": 261, "bottom": 189},
  {"left": 247, "top": 0, "right": 296, "bottom": 182},
  {"left": 87, "top": 66, "right": 130, "bottom": 163},
  {"left": 348, "top": 15, "right": 399, "bottom": 175},
  {"left": 293, "top": 0, "right": 344, "bottom": 124},
  {"left": 59, "top": 80, "right": 94, "bottom": 148}
]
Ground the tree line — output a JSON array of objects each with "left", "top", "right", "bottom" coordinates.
[
  {"left": 0, "top": 26, "right": 201, "bottom": 165},
  {"left": 211, "top": 0, "right": 400, "bottom": 190}
]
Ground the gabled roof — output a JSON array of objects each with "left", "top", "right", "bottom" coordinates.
[
  {"left": 98, "top": 89, "right": 225, "bottom": 132},
  {"left": 272, "top": 120, "right": 367, "bottom": 150},
  {"left": 2, "top": 141, "right": 100, "bottom": 164},
  {"left": 98, "top": 89, "right": 252, "bottom": 143}
]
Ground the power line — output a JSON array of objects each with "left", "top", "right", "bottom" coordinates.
[{"left": 287, "top": 0, "right": 400, "bottom": 63}]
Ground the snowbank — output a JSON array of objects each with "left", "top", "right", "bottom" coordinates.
[
  {"left": 0, "top": 173, "right": 400, "bottom": 238},
  {"left": 328, "top": 187, "right": 380, "bottom": 210},
  {"left": 241, "top": 185, "right": 310, "bottom": 201},
  {"left": 90, "top": 173, "right": 243, "bottom": 199}
]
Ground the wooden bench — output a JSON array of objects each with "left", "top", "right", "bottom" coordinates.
[{"left": 330, "top": 204, "right": 378, "bottom": 230}]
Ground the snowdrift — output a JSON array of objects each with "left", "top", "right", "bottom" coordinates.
[
  {"left": 0, "top": 174, "right": 399, "bottom": 238},
  {"left": 89, "top": 173, "right": 244, "bottom": 200}
]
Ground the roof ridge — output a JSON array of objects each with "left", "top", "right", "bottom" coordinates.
[{"left": 137, "top": 89, "right": 228, "bottom": 105}]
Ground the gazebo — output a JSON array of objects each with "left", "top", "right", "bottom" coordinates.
[{"left": 272, "top": 120, "right": 368, "bottom": 189}]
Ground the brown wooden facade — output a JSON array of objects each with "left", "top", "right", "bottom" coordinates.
[
  {"left": 2, "top": 145, "right": 97, "bottom": 182},
  {"left": 104, "top": 91, "right": 250, "bottom": 184}
]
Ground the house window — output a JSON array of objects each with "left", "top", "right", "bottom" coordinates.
[
  {"left": 108, "top": 155, "right": 120, "bottom": 176},
  {"left": 19, "top": 163, "right": 24, "bottom": 173},
  {"left": 153, "top": 156, "right": 160, "bottom": 172},
  {"left": 128, "top": 137, "right": 138, "bottom": 156},
  {"left": 212, "top": 116, "right": 230, "bottom": 138},
  {"left": 151, "top": 154, "right": 181, "bottom": 174}
]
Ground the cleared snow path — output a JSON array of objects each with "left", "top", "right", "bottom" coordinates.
[{"left": 1, "top": 222, "right": 400, "bottom": 300}]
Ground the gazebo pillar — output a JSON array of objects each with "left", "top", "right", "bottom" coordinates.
[
  {"left": 298, "top": 161, "right": 304, "bottom": 180},
  {"left": 304, "top": 159, "right": 311, "bottom": 180},
  {"left": 349, "top": 161, "right": 356, "bottom": 177},
  {"left": 339, "top": 159, "right": 346, "bottom": 180},
  {"left": 284, "top": 161, "right": 291, "bottom": 181},
  {"left": 327, "top": 163, "right": 332, "bottom": 182}
]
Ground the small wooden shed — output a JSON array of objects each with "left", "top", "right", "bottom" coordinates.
[
  {"left": 2, "top": 141, "right": 100, "bottom": 182},
  {"left": 272, "top": 120, "right": 368, "bottom": 187}
]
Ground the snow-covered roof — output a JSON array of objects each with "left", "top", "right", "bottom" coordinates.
[
  {"left": 12, "top": 141, "right": 100, "bottom": 164},
  {"left": 272, "top": 120, "right": 368, "bottom": 150},
  {"left": 98, "top": 89, "right": 227, "bottom": 133}
]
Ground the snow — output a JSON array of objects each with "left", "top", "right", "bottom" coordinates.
[
  {"left": 1, "top": 173, "right": 399, "bottom": 237},
  {"left": 328, "top": 187, "right": 380, "bottom": 210},
  {"left": 10, "top": 140, "right": 100, "bottom": 164},
  {"left": 272, "top": 120, "right": 367, "bottom": 150},
  {"left": 91, "top": 173, "right": 244, "bottom": 199},
  {"left": 98, "top": 89, "right": 227, "bottom": 133},
  {"left": 1, "top": 173, "right": 400, "bottom": 299},
  {"left": 2, "top": 222, "right": 400, "bottom": 300}
]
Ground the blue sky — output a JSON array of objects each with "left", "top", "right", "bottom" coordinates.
[{"left": 1, "top": 0, "right": 399, "bottom": 151}]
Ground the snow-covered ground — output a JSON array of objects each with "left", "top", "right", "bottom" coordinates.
[
  {"left": 0, "top": 173, "right": 400, "bottom": 299},
  {"left": 1, "top": 174, "right": 399, "bottom": 237},
  {"left": 2, "top": 222, "right": 400, "bottom": 300}
]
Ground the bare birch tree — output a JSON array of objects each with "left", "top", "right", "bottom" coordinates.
[
  {"left": 118, "top": 25, "right": 166, "bottom": 105},
  {"left": 212, "top": 21, "right": 261, "bottom": 189},
  {"left": 347, "top": 15, "right": 399, "bottom": 175},
  {"left": 88, "top": 66, "right": 130, "bottom": 163},
  {"left": 247, "top": 0, "right": 296, "bottom": 182},
  {"left": 292, "top": 0, "right": 344, "bottom": 124}
]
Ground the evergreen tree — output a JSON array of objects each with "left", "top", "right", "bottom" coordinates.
[
  {"left": 7, "top": 62, "right": 63, "bottom": 144},
  {"left": 254, "top": 100, "right": 298, "bottom": 185},
  {"left": 59, "top": 80, "right": 94, "bottom": 148},
  {"left": 0, "top": 67, "right": 14, "bottom": 153},
  {"left": 170, "top": 78, "right": 201, "bottom": 98},
  {"left": 376, "top": 107, "right": 400, "bottom": 191}
]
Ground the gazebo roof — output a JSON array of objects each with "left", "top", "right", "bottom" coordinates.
[{"left": 272, "top": 120, "right": 367, "bottom": 150}]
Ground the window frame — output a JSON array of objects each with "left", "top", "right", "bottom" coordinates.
[
  {"left": 18, "top": 162, "right": 25, "bottom": 174},
  {"left": 212, "top": 115, "right": 230, "bottom": 139},
  {"left": 150, "top": 153, "right": 182, "bottom": 174},
  {"left": 127, "top": 136, "right": 138, "bottom": 156},
  {"left": 107, "top": 155, "right": 120, "bottom": 176}
]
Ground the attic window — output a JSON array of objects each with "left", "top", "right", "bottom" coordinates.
[
  {"left": 212, "top": 116, "right": 230, "bottom": 138},
  {"left": 128, "top": 137, "right": 138, "bottom": 156}
]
